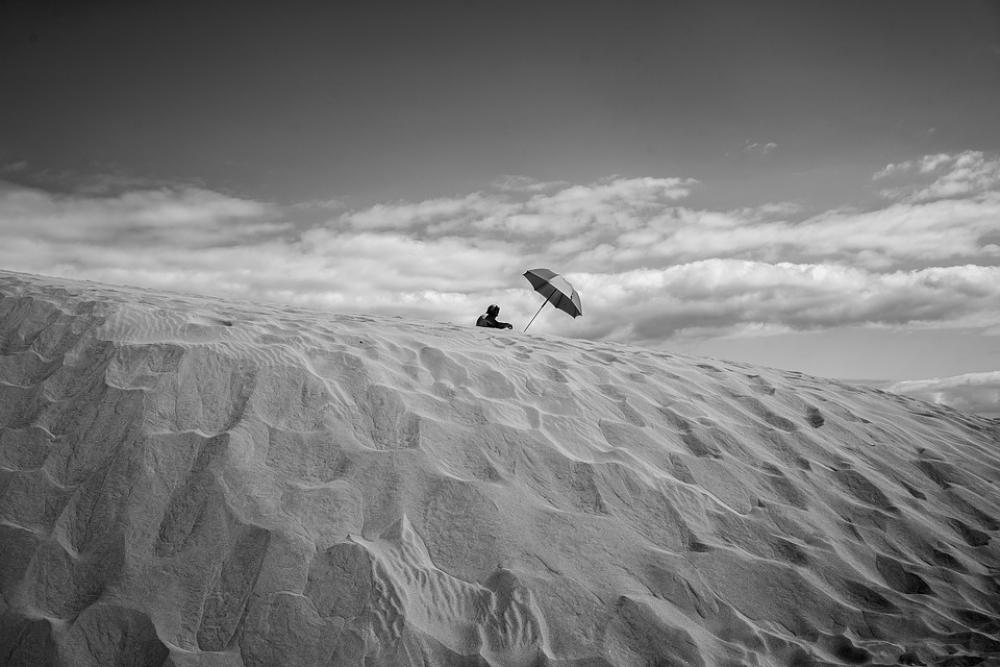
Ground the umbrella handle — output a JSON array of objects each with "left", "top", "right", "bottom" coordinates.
[{"left": 524, "top": 292, "right": 553, "bottom": 332}]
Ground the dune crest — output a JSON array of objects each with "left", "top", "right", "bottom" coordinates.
[{"left": 1, "top": 269, "right": 999, "bottom": 666}]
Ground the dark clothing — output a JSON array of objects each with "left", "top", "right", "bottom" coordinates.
[{"left": 477, "top": 314, "right": 512, "bottom": 329}]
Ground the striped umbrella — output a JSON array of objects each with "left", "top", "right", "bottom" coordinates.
[{"left": 522, "top": 268, "right": 582, "bottom": 332}]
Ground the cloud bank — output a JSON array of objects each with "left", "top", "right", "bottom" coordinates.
[
  {"left": 1, "top": 153, "right": 998, "bottom": 353},
  {"left": 888, "top": 371, "right": 1000, "bottom": 418}
]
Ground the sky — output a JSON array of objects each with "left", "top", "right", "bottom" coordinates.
[{"left": 1, "top": 0, "right": 999, "bottom": 387}]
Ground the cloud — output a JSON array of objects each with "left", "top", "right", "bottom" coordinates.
[
  {"left": 345, "top": 193, "right": 498, "bottom": 231},
  {"left": 563, "top": 261, "right": 1000, "bottom": 343},
  {"left": 1, "top": 160, "right": 28, "bottom": 174},
  {"left": 874, "top": 150, "right": 1000, "bottom": 202},
  {"left": 572, "top": 196, "right": 1000, "bottom": 273},
  {"left": 342, "top": 176, "right": 698, "bottom": 238},
  {"left": 491, "top": 175, "right": 567, "bottom": 193},
  {"left": 1, "top": 154, "right": 998, "bottom": 348},
  {"left": 728, "top": 202, "right": 802, "bottom": 221},
  {"left": 887, "top": 371, "right": 1000, "bottom": 418},
  {"left": 742, "top": 141, "right": 778, "bottom": 156},
  {"left": 0, "top": 184, "right": 281, "bottom": 248}
]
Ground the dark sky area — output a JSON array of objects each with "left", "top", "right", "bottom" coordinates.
[{"left": 3, "top": 1, "right": 999, "bottom": 204}]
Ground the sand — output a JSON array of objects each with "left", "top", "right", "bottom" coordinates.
[{"left": 1, "top": 268, "right": 999, "bottom": 666}]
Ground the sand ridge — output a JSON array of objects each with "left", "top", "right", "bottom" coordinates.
[{"left": 1, "top": 269, "right": 999, "bottom": 666}]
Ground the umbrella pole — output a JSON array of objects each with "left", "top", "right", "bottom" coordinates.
[{"left": 524, "top": 293, "right": 553, "bottom": 332}]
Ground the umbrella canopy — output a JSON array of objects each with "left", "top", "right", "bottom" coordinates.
[{"left": 523, "top": 268, "right": 582, "bottom": 332}]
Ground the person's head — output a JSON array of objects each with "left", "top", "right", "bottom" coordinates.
[{"left": 486, "top": 304, "right": 500, "bottom": 317}]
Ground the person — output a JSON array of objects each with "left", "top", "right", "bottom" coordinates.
[{"left": 476, "top": 304, "right": 513, "bottom": 329}]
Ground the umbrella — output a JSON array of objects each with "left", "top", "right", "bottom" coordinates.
[{"left": 522, "top": 268, "right": 582, "bottom": 332}]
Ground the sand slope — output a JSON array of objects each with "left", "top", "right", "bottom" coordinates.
[{"left": 1, "top": 269, "right": 999, "bottom": 666}]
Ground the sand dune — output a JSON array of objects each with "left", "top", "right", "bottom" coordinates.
[{"left": 1, "top": 269, "right": 999, "bottom": 666}]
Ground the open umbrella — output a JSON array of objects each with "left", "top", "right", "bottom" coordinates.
[{"left": 523, "top": 268, "right": 582, "bottom": 332}]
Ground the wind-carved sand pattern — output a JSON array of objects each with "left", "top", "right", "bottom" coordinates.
[{"left": 1, "top": 270, "right": 999, "bottom": 666}]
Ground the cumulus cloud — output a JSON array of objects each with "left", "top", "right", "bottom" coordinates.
[
  {"left": 874, "top": 150, "right": 1000, "bottom": 202},
  {"left": 568, "top": 196, "right": 999, "bottom": 273},
  {"left": 1, "top": 153, "right": 998, "bottom": 348},
  {"left": 887, "top": 371, "right": 1000, "bottom": 418},
  {"left": 341, "top": 176, "right": 698, "bottom": 238},
  {"left": 564, "top": 261, "right": 1000, "bottom": 343}
]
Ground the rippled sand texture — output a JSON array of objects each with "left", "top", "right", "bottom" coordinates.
[{"left": 1, "top": 269, "right": 999, "bottom": 666}]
